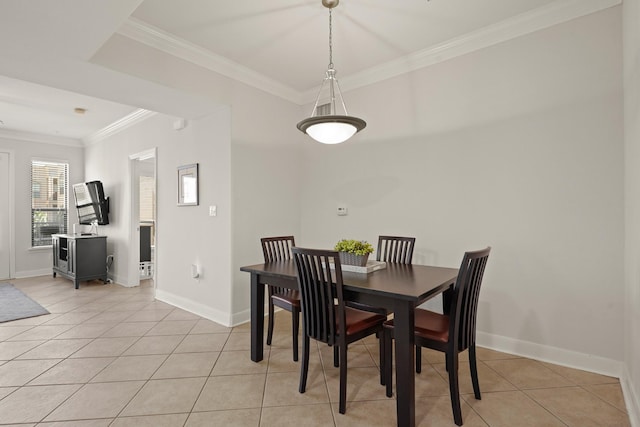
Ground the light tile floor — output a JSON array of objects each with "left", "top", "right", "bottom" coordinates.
[{"left": 0, "top": 276, "right": 630, "bottom": 426}]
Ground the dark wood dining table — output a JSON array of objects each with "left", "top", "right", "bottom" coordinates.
[{"left": 240, "top": 260, "right": 458, "bottom": 427}]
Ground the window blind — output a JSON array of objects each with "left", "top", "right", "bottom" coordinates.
[
  {"left": 31, "top": 160, "right": 68, "bottom": 247},
  {"left": 139, "top": 175, "right": 155, "bottom": 223},
  {"left": 139, "top": 175, "right": 155, "bottom": 246}
]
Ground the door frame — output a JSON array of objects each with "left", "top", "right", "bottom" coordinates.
[
  {"left": 0, "top": 150, "right": 15, "bottom": 280},
  {"left": 128, "top": 148, "right": 157, "bottom": 289}
]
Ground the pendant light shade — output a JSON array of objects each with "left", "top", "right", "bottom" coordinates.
[
  {"left": 298, "top": 116, "right": 365, "bottom": 145},
  {"left": 297, "top": 0, "right": 366, "bottom": 144}
]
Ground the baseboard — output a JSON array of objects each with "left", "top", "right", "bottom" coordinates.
[
  {"left": 229, "top": 303, "right": 278, "bottom": 327},
  {"left": 231, "top": 308, "right": 251, "bottom": 327},
  {"left": 155, "top": 289, "right": 231, "bottom": 327},
  {"left": 477, "top": 331, "right": 640, "bottom": 424},
  {"left": 14, "top": 268, "right": 52, "bottom": 279},
  {"left": 476, "top": 331, "right": 623, "bottom": 378},
  {"left": 107, "top": 273, "right": 136, "bottom": 287},
  {"left": 621, "top": 366, "right": 640, "bottom": 427},
  {"left": 12, "top": 270, "right": 133, "bottom": 289}
]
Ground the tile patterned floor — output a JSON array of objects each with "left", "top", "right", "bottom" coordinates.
[{"left": 0, "top": 276, "right": 630, "bottom": 426}]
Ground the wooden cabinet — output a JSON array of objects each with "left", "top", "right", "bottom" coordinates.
[{"left": 52, "top": 234, "right": 107, "bottom": 289}]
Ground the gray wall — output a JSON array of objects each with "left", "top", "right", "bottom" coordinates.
[
  {"left": 84, "top": 111, "right": 234, "bottom": 324},
  {"left": 298, "top": 8, "right": 624, "bottom": 370},
  {"left": 91, "top": 34, "right": 303, "bottom": 324},
  {"left": 0, "top": 137, "right": 84, "bottom": 278},
  {"left": 623, "top": 0, "right": 640, "bottom": 423},
  {"left": 79, "top": 4, "right": 629, "bottom": 374},
  {"left": 3, "top": 4, "right": 636, "bottom": 419}
]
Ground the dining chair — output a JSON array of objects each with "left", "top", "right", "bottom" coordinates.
[
  {"left": 343, "top": 235, "right": 416, "bottom": 381},
  {"left": 261, "top": 236, "right": 300, "bottom": 361},
  {"left": 383, "top": 247, "right": 491, "bottom": 426},
  {"left": 292, "top": 247, "right": 387, "bottom": 414},
  {"left": 377, "top": 235, "right": 416, "bottom": 264}
]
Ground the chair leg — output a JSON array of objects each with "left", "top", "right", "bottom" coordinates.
[
  {"left": 266, "top": 295, "right": 275, "bottom": 346},
  {"left": 384, "top": 328, "right": 393, "bottom": 398},
  {"left": 339, "top": 343, "right": 348, "bottom": 414},
  {"left": 446, "top": 351, "right": 463, "bottom": 426},
  {"left": 334, "top": 345, "right": 339, "bottom": 368},
  {"left": 379, "top": 330, "right": 385, "bottom": 385},
  {"left": 292, "top": 309, "right": 299, "bottom": 362},
  {"left": 469, "top": 344, "right": 481, "bottom": 400},
  {"left": 416, "top": 346, "right": 422, "bottom": 373},
  {"left": 299, "top": 334, "right": 310, "bottom": 394}
]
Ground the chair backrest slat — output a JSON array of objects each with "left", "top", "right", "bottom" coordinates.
[
  {"left": 261, "top": 236, "right": 295, "bottom": 262},
  {"left": 261, "top": 236, "right": 296, "bottom": 295},
  {"left": 292, "top": 248, "right": 344, "bottom": 346},
  {"left": 377, "top": 236, "right": 416, "bottom": 264},
  {"left": 448, "top": 247, "right": 491, "bottom": 352}
]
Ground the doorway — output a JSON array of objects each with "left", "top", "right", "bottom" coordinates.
[
  {"left": 128, "top": 148, "right": 157, "bottom": 289},
  {"left": 0, "top": 151, "right": 12, "bottom": 280}
]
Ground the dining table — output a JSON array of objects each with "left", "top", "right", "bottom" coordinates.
[{"left": 240, "top": 260, "right": 459, "bottom": 427}]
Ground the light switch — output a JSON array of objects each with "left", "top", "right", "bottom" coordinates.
[
  {"left": 337, "top": 205, "right": 348, "bottom": 216},
  {"left": 209, "top": 205, "right": 217, "bottom": 217}
]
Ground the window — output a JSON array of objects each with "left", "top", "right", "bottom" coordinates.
[
  {"left": 31, "top": 160, "right": 68, "bottom": 247},
  {"left": 139, "top": 175, "right": 156, "bottom": 246}
]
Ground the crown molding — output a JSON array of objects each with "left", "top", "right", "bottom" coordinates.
[
  {"left": 331, "top": 0, "right": 621, "bottom": 98},
  {"left": 0, "top": 128, "right": 83, "bottom": 147},
  {"left": 117, "top": 18, "right": 304, "bottom": 105},
  {"left": 118, "top": 0, "right": 620, "bottom": 105},
  {"left": 83, "top": 108, "right": 157, "bottom": 146}
]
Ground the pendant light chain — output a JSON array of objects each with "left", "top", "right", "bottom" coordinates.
[
  {"left": 295, "top": 0, "right": 366, "bottom": 144},
  {"left": 328, "top": 8, "right": 336, "bottom": 115},
  {"left": 328, "top": 8, "right": 333, "bottom": 69}
]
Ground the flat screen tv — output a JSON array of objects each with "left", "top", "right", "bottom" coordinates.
[{"left": 73, "top": 180, "right": 110, "bottom": 225}]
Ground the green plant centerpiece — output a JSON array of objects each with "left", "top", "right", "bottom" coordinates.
[{"left": 334, "top": 239, "right": 374, "bottom": 267}]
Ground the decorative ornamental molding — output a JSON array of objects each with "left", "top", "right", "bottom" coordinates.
[
  {"left": 0, "top": 128, "right": 83, "bottom": 147},
  {"left": 118, "top": 18, "right": 304, "bottom": 105},
  {"left": 333, "top": 0, "right": 622, "bottom": 98},
  {"left": 83, "top": 108, "right": 157, "bottom": 146},
  {"left": 118, "top": 0, "right": 621, "bottom": 105}
]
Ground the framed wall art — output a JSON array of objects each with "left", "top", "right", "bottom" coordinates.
[{"left": 177, "top": 163, "right": 198, "bottom": 206}]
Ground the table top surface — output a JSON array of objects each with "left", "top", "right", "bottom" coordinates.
[
  {"left": 241, "top": 260, "right": 458, "bottom": 303},
  {"left": 53, "top": 233, "right": 106, "bottom": 240}
]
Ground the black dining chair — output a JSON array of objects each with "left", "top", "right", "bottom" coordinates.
[
  {"left": 261, "top": 236, "right": 300, "bottom": 361},
  {"left": 292, "top": 247, "right": 387, "bottom": 414},
  {"left": 383, "top": 247, "right": 491, "bottom": 426},
  {"left": 340, "top": 235, "right": 416, "bottom": 384},
  {"left": 377, "top": 235, "right": 416, "bottom": 264}
]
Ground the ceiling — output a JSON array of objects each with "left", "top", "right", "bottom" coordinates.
[
  {"left": 128, "top": 0, "right": 559, "bottom": 93},
  {"left": 0, "top": 75, "right": 139, "bottom": 142},
  {"left": 0, "top": 0, "right": 618, "bottom": 143}
]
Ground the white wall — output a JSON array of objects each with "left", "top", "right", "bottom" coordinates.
[
  {"left": 231, "top": 143, "right": 303, "bottom": 323},
  {"left": 91, "top": 35, "right": 304, "bottom": 323},
  {"left": 623, "top": 0, "right": 640, "bottom": 423},
  {"left": 299, "top": 7, "right": 624, "bottom": 373},
  {"left": 0, "top": 136, "right": 84, "bottom": 278},
  {"left": 92, "top": 8, "right": 628, "bottom": 370},
  {"left": 87, "top": 5, "right": 634, "bottom": 402},
  {"left": 0, "top": 7, "right": 632, "bottom": 405},
  {"left": 4, "top": 5, "right": 628, "bottom": 380},
  {"left": 84, "top": 111, "right": 234, "bottom": 323}
]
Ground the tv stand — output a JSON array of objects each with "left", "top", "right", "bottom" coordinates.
[{"left": 52, "top": 234, "right": 107, "bottom": 289}]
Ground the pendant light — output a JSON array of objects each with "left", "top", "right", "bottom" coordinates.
[{"left": 296, "top": 0, "right": 366, "bottom": 144}]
